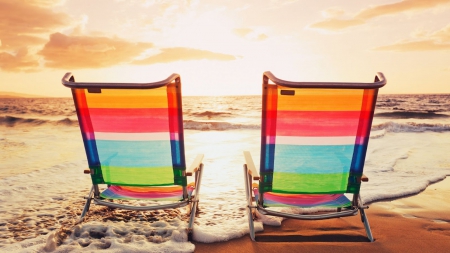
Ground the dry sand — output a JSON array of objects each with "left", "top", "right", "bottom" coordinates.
[{"left": 194, "top": 178, "right": 450, "bottom": 253}]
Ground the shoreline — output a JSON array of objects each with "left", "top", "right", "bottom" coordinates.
[{"left": 194, "top": 177, "right": 450, "bottom": 252}]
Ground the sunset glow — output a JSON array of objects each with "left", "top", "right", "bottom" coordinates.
[{"left": 1, "top": 0, "right": 450, "bottom": 96}]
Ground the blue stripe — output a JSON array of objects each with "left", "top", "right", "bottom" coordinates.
[
  {"left": 350, "top": 143, "right": 368, "bottom": 174},
  {"left": 263, "top": 144, "right": 276, "bottom": 172},
  {"left": 170, "top": 140, "right": 185, "bottom": 167},
  {"left": 95, "top": 140, "right": 172, "bottom": 167},
  {"left": 273, "top": 144, "right": 354, "bottom": 174},
  {"left": 84, "top": 138, "right": 100, "bottom": 167}
]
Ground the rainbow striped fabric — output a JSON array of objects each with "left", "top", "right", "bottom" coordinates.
[
  {"left": 71, "top": 83, "right": 187, "bottom": 200},
  {"left": 259, "top": 85, "right": 378, "bottom": 206},
  {"left": 100, "top": 183, "right": 195, "bottom": 201},
  {"left": 254, "top": 189, "right": 352, "bottom": 208}
]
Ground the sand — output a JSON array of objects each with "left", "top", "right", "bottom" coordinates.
[{"left": 194, "top": 178, "right": 450, "bottom": 253}]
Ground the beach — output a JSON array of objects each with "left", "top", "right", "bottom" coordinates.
[{"left": 1, "top": 95, "right": 450, "bottom": 252}]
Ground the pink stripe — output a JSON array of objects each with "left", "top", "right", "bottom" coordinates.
[
  {"left": 276, "top": 111, "right": 367, "bottom": 137},
  {"left": 266, "top": 136, "right": 276, "bottom": 145},
  {"left": 170, "top": 132, "right": 179, "bottom": 141},
  {"left": 106, "top": 185, "right": 194, "bottom": 199},
  {"left": 355, "top": 136, "right": 366, "bottom": 145},
  {"left": 88, "top": 108, "right": 169, "bottom": 133},
  {"left": 254, "top": 189, "right": 348, "bottom": 206}
]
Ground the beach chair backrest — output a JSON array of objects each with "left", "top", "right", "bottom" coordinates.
[
  {"left": 63, "top": 74, "right": 186, "bottom": 187},
  {"left": 259, "top": 72, "right": 385, "bottom": 195}
]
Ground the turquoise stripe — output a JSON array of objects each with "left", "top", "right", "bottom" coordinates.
[
  {"left": 96, "top": 140, "right": 172, "bottom": 167},
  {"left": 274, "top": 144, "right": 354, "bottom": 174}
]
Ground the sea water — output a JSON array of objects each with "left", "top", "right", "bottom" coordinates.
[{"left": 1, "top": 94, "right": 450, "bottom": 251}]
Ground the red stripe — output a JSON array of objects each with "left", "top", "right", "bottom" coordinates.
[
  {"left": 73, "top": 89, "right": 94, "bottom": 136},
  {"left": 88, "top": 108, "right": 170, "bottom": 133},
  {"left": 356, "top": 90, "right": 377, "bottom": 142},
  {"left": 275, "top": 111, "right": 371, "bottom": 136}
]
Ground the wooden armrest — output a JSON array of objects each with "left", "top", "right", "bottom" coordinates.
[
  {"left": 244, "top": 151, "right": 260, "bottom": 180},
  {"left": 185, "top": 154, "right": 204, "bottom": 176},
  {"left": 84, "top": 169, "right": 91, "bottom": 174},
  {"left": 361, "top": 174, "right": 369, "bottom": 182}
]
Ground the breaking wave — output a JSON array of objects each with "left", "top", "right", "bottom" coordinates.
[
  {"left": 372, "top": 121, "right": 450, "bottom": 133},
  {"left": 375, "top": 111, "right": 450, "bottom": 119},
  {"left": 0, "top": 116, "right": 78, "bottom": 127}
]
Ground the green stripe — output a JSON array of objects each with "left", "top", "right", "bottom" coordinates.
[
  {"left": 102, "top": 166, "right": 174, "bottom": 186},
  {"left": 272, "top": 172, "right": 349, "bottom": 194}
]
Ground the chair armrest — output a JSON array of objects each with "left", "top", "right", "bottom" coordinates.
[
  {"left": 244, "top": 151, "right": 260, "bottom": 180},
  {"left": 185, "top": 154, "right": 204, "bottom": 176},
  {"left": 361, "top": 174, "right": 369, "bottom": 182}
]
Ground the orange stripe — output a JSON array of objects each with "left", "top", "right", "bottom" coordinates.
[
  {"left": 85, "top": 87, "right": 168, "bottom": 108},
  {"left": 277, "top": 87, "right": 364, "bottom": 111}
]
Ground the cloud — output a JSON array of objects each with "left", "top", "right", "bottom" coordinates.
[
  {"left": 39, "top": 33, "right": 153, "bottom": 69},
  {"left": 233, "top": 28, "right": 268, "bottom": 41},
  {"left": 309, "top": 18, "right": 365, "bottom": 31},
  {"left": 0, "top": 48, "right": 39, "bottom": 72},
  {"left": 0, "top": 0, "right": 70, "bottom": 71},
  {"left": 310, "top": 0, "right": 450, "bottom": 31},
  {"left": 133, "top": 47, "right": 236, "bottom": 65},
  {"left": 375, "top": 40, "right": 450, "bottom": 51},
  {"left": 374, "top": 24, "right": 450, "bottom": 51},
  {"left": 0, "top": 0, "right": 70, "bottom": 49}
]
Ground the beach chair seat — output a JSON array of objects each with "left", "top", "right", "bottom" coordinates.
[
  {"left": 62, "top": 73, "right": 204, "bottom": 239},
  {"left": 244, "top": 71, "right": 386, "bottom": 242},
  {"left": 253, "top": 191, "right": 352, "bottom": 209}
]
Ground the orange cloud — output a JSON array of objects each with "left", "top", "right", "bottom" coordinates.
[
  {"left": 374, "top": 24, "right": 450, "bottom": 51},
  {"left": 0, "top": 0, "right": 70, "bottom": 71},
  {"left": 310, "top": 0, "right": 450, "bottom": 31},
  {"left": 0, "top": 0, "right": 69, "bottom": 49},
  {"left": 0, "top": 48, "right": 39, "bottom": 72},
  {"left": 234, "top": 28, "right": 253, "bottom": 37},
  {"left": 375, "top": 40, "right": 450, "bottom": 51},
  {"left": 233, "top": 28, "right": 268, "bottom": 41},
  {"left": 133, "top": 47, "right": 236, "bottom": 65},
  {"left": 39, "top": 33, "right": 153, "bottom": 69},
  {"left": 309, "top": 18, "right": 365, "bottom": 31}
]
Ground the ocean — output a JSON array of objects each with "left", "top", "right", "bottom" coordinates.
[{"left": 1, "top": 94, "right": 450, "bottom": 252}]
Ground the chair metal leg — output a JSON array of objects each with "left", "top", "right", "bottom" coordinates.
[
  {"left": 243, "top": 165, "right": 256, "bottom": 241},
  {"left": 79, "top": 185, "right": 94, "bottom": 223},
  {"left": 360, "top": 208, "right": 374, "bottom": 242},
  {"left": 357, "top": 195, "right": 374, "bottom": 242},
  {"left": 188, "top": 163, "right": 204, "bottom": 241}
]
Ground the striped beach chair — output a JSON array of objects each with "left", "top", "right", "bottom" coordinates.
[
  {"left": 244, "top": 71, "right": 386, "bottom": 242},
  {"left": 62, "top": 73, "right": 204, "bottom": 237}
]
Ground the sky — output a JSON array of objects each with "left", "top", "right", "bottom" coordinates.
[{"left": 1, "top": 0, "right": 450, "bottom": 97}]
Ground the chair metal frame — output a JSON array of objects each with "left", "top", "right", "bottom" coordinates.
[
  {"left": 62, "top": 73, "right": 204, "bottom": 237},
  {"left": 244, "top": 71, "right": 386, "bottom": 242}
]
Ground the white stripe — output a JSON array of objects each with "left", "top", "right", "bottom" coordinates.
[
  {"left": 95, "top": 132, "right": 170, "bottom": 141},
  {"left": 275, "top": 136, "right": 355, "bottom": 145}
]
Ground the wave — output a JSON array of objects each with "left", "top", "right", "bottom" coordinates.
[
  {"left": 372, "top": 121, "right": 450, "bottom": 133},
  {"left": 0, "top": 116, "right": 79, "bottom": 127},
  {"left": 375, "top": 111, "right": 450, "bottom": 119},
  {"left": 3, "top": 116, "right": 450, "bottom": 133},
  {"left": 0, "top": 116, "right": 260, "bottom": 131},
  {"left": 188, "top": 111, "right": 233, "bottom": 118}
]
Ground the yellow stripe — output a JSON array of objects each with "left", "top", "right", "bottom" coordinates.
[
  {"left": 85, "top": 87, "right": 168, "bottom": 108},
  {"left": 277, "top": 87, "right": 364, "bottom": 111}
]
